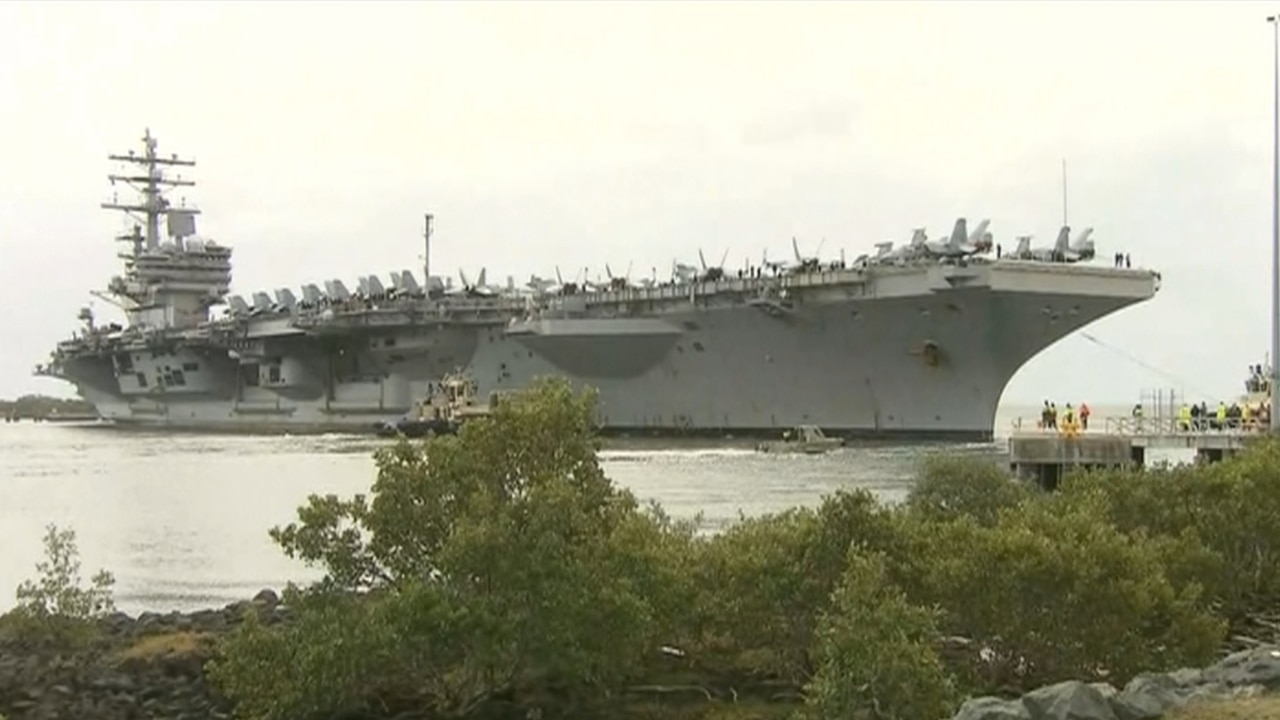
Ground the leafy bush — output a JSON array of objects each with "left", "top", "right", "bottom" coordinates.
[
  {"left": 209, "top": 381, "right": 1280, "bottom": 720},
  {"left": 0, "top": 524, "right": 115, "bottom": 647},
  {"left": 905, "top": 497, "right": 1223, "bottom": 691},
  {"left": 1056, "top": 439, "right": 1280, "bottom": 628},
  {"left": 211, "top": 378, "right": 697, "bottom": 720},
  {"left": 906, "top": 454, "right": 1035, "bottom": 526},
  {"left": 804, "top": 551, "right": 959, "bottom": 720}
]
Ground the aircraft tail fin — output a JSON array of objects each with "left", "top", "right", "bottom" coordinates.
[
  {"left": 968, "top": 219, "right": 990, "bottom": 246},
  {"left": 1054, "top": 225, "right": 1071, "bottom": 255},
  {"left": 1072, "top": 227, "right": 1094, "bottom": 251},
  {"left": 949, "top": 218, "right": 968, "bottom": 249}
]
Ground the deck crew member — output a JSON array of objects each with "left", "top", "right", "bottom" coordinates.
[
  {"left": 1178, "top": 403, "right": 1191, "bottom": 431},
  {"left": 1079, "top": 402, "right": 1091, "bottom": 430}
]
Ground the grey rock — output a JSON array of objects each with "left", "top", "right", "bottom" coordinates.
[
  {"left": 251, "top": 588, "right": 279, "bottom": 607},
  {"left": 1201, "top": 646, "right": 1280, "bottom": 689},
  {"left": 1021, "top": 681, "right": 1117, "bottom": 720},
  {"left": 1087, "top": 683, "right": 1118, "bottom": 701},
  {"left": 1166, "top": 667, "right": 1204, "bottom": 687},
  {"left": 954, "top": 696, "right": 1033, "bottom": 720},
  {"left": 1108, "top": 673, "right": 1187, "bottom": 720}
]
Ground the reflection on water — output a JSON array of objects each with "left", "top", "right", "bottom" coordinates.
[{"left": 0, "top": 423, "right": 1004, "bottom": 614}]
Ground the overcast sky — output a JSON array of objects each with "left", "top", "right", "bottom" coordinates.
[{"left": 0, "top": 0, "right": 1270, "bottom": 408}]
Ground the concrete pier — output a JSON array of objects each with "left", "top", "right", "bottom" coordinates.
[{"left": 1008, "top": 417, "right": 1264, "bottom": 490}]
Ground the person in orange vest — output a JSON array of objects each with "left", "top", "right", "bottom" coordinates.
[{"left": 1079, "top": 402, "right": 1091, "bottom": 431}]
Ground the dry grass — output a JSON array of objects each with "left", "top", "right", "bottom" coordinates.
[
  {"left": 117, "top": 631, "right": 211, "bottom": 661},
  {"left": 1166, "top": 696, "right": 1280, "bottom": 720}
]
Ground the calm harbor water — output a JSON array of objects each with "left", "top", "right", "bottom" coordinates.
[{"left": 0, "top": 403, "right": 1181, "bottom": 614}]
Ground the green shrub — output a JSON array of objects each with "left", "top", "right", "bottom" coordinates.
[
  {"left": 211, "top": 378, "right": 697, "bottom": 720},
  {"left": 804, "top": 551, "right": 960, "bottom": 720},
  {"left": 0, "top": 524, "right": 114, "bottom": 648},
  {"left": 906, "top": 454, "right": 1035, "bottom": 526},
  {"left": 207, "top": 383, "right": 1280, "bottom": 720},
  {"left": 1057, "top": 437, "right": 1280, "bottom": 627},
  {"left": 904, "top": 497, "right": 1224, "bottom": 692}
]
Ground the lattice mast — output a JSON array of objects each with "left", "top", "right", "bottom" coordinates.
[{"left": 101, "top": 128, "right": 199, "bottom": 259}]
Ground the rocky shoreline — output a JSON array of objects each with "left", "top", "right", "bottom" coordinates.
[
  {"left": 954, "top": 646, "right": 1280, "bottom": 720},
  {"left": 0, "top": 590, "right": 285, "bottom": 720},
  {"left": 1, "top": 587, "right": 1278, "bottom": 720}
]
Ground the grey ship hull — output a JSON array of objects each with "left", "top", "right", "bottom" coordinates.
[{"left": 45, "top": 262, "right": 1159, "bottom": 442}]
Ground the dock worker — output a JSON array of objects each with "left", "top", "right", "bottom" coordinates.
[
  {"left": 1178, "top": 403, "right": 1191, "bottom": 432},
  {"left": 1079, "top": 402, "right": 1091, "bottom": 430},
  {"left": 1215, "top": 401, "right": 1227, "bottom": 431},
  {"left": 1050, "top": 402, "right": 1059, "bottom": 430},
  {"left": 1063, "top": 403, "right": 1075, "bottom": 426}
]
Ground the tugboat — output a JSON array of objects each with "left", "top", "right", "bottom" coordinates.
[
  {"left": 755, "top": 425, "right": 844, "bottom": 455},
  {"left": 374, "top": 372, "right": 498, "bottom": 438}
]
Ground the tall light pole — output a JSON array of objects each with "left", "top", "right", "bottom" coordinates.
[{"left": 1270, "top": 15, "right": 1280, "bottom": 431}]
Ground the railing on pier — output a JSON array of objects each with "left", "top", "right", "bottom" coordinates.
[
  {"left": 1009, "top": 416, "right": 1269, "bottom": 438},
  {"left": 1103, "top": 416, "right": 1268, "bottom": 436}
]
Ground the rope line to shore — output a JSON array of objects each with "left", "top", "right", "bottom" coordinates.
[{"left": 1078, "top": 332, "right": 1215, "bottom": 399}]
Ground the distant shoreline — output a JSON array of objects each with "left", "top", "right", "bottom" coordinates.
[{"left": 1, "top": 394, "right": 97, "bottom": 422}]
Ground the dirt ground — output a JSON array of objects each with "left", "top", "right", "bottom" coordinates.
[{"left": 1168, "top": 696, "right": 1280, "bottom": 720}]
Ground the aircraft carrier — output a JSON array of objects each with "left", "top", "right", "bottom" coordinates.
[{"left": 34, "top": 131, "right": 1161, "bottom": 441}]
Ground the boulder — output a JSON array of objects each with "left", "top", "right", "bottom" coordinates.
[
  {"left": 1201, "top": 646, "right": 1280, "bottom": 690},
  {"left": 1110, "top": 672, "right": 1185, "bottom": 720},
  {"left": 954, "top": 696, "right": 1032, "bottom": 720},
  {"left": 1021, "top": 680, "right": 1117, "bottom": 720}
]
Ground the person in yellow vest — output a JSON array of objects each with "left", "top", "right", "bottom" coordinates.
[
  {"left": 1178, "top": 404, "right": 1191, "bottom": 432},
  {"left": 1059, "top": 411, "right": 1080, "bottom": 437},
  {"left": 1215, "top": 401, "right": 1227, "bottom": 431},
  {"left": 1242, "top": 403, "right": 1254, "bottom": 430}
]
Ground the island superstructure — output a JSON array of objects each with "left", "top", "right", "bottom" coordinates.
[{"left": 35, "top": 131, "right": 1161, "bottom": 440}]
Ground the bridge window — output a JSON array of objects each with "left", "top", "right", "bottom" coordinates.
[
  {"left": 268, "top": 365, "right": 282, "bottom": 384},
  {"left": 183, "top": 362, "right": 199, "bottom": 372},
  {"left": 135, "top": 372, "right": 147, "bottom": 388},
  {"left": 171, "top": 370, "right": 187, "bottom": 386},
  {"left": 692, "top": 341, "right": 705, "bottom": 352}
]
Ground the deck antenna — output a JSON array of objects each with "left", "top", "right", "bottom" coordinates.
[
  {"left": 1061, "top": 158, "right": 1069, "bottom": 226},
  {"left": 423, "top": 213, "right": 434, "bottom": 282}
]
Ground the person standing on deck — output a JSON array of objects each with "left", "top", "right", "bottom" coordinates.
[{"left": 1079, "top": 402, "right": 1091, "bottom": 431}]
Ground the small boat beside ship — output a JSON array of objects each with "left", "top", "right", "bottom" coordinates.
[
  {"left": 375, "top": 372, "right": 500, "bottom": 439},
  {"left": 755, "top": 425, "right": 844, "bottom": 455}
]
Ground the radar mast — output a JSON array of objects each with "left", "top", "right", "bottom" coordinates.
[
  {"left": 98, "top": 130, "right": 232, "bottom": 329},
  {"left": 101, "top": 128, "right": 199, "bottom": 256}
]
